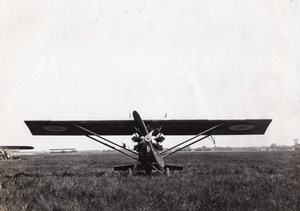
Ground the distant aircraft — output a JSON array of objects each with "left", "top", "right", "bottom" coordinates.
[
  {"left": 49, "top": 148, "right": 77, "bottom": 153},
  {"left": 0, "top": 146, "right": 34, "bottom": 160},
  {"left": 25, "top": 111, "right": 271, "bottom": 176}
]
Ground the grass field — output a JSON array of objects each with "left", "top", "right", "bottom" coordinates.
[{"left": 0, "top": 151, "right": 299, "bottom": 211}]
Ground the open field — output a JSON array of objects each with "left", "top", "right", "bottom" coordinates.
[{"left": 0, "top": 151, "right": 299, "bottom": 211}]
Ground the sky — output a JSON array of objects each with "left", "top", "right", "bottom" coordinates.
[{"left": 0, "top": 0, "right": 299, "bottom": 151}]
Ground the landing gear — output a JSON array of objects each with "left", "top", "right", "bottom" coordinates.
[
  {"left": 165, "top": 167, "right": 170, "bottom": 177},
  {"left": 128, "top": 168, "right": 132, "bottom": 176},
  {"left": 145, "top": 167, "right": 152, "bottom": 175}
]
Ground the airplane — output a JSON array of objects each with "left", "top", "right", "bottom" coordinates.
[
  {"left": 25, "top": 111, "right": 271, "bottom": 176},
  {"left": 49, "top": 148, "right": 77, "bottom": 153},
  {"left": 0, "top": 146, "right": 34, "bottom": 160}
]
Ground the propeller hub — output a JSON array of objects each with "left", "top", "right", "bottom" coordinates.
[{"left": 145, "top": 134, "right": 152, "bottom": 142}]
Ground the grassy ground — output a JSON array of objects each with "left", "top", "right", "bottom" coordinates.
[{"left": 0, "top": 151, "right": 299, "bottom": 211}]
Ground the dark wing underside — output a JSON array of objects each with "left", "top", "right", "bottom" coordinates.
[
  {"left": 0, "top": 146, "right": 34, "bottom": 150},
  {"left": 25, "top": 119, "right": 271, "bottom": 136}
]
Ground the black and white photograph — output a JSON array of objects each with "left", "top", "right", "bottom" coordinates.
[{"left": 0, "top": 0, "right": 299, "bottom": 210}]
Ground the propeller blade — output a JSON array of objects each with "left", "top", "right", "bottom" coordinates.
[
  {"left": 133, "top": 111, "right": 164, "bottom": 168},
  {"left": 149, "top": 142, "right": 165, "bottom": 168},
  {"left": 133, "top": 111, "right": 148, "bottom": 136}
]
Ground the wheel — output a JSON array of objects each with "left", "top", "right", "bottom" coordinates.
[
  {"left": 145, "top": 166, "right": 152, "bottom": 175},
  {"left": 165, "top": 167, "right": 170, "bottom": 177},
  {"left": 145, "top": 168, "right": 152, "bottom": 175},
  {"left": 128, "top": 168, "right": 132, "bottom": 176}
]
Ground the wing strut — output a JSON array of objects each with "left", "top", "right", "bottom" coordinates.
[
  {"left": 163, "top": 134, "right": 212, "bottom": 158},
  {"left": 161, "top": 123, "right": 223, "bottom": 155},
  {"left": 162, "top": 123, "right": 223, "bottom": 159},
  {"left": 73, "top": 124, "right": 138, "bottom": 156},
  {"left": 85, "top": 135, "right": 138, "bottom": 160}
]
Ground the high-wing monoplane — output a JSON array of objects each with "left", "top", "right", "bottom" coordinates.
[
  {"left": 0, "top": 146, "right": 34, "bottom": 160},
  {"left": 25, "top": 111, "right": 271, "bottom": 175}
]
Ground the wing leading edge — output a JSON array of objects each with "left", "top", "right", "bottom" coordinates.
[
  {"left": 0, "top": 146, "right": 34, "bottom": 150},
  {"left": 25, "top": 119, "right": 271, "bottom": 136}
]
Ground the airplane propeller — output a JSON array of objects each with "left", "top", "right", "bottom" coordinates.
[
  {"left": 133, "top": 111, "right": 148, "bottom": 136},
  {"left": 149, "top": 141, "right": 164, "bottom": 167},
  {"left": 133, "top": 111, "right": 164, "bottom": 168},
  {"left": 133, "top": 111, "right": 148, "bottom": 151}
]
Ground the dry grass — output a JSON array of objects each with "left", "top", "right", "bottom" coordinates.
[{"left": 0, "top": 151, "right": 299, "bottom": 210}]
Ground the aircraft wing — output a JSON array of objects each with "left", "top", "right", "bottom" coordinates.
[
  {"left": 0, "top": 146, "right": 34, "bottom": 150},
  {"left": 25, "top": 119, "right": 271, "bottom": 136}
]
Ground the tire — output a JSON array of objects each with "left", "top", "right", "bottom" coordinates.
[
  {"left": 128, "top": 168, "right": 132, "bottom": 176},
  {"left": 165, "top": 167, "right": 170, "bottom": 177}
]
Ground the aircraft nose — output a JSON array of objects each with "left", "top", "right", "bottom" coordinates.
[{"left": 145, "top": 135, "right": 152, "bottom": 142}]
